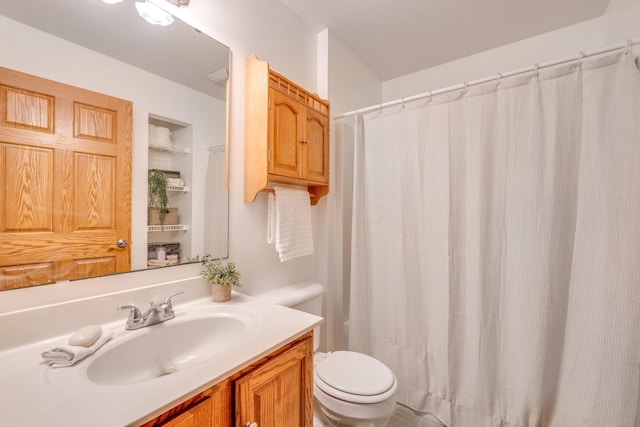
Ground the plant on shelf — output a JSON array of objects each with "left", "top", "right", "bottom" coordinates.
[
  {"left": 199, "top": 257, "right": 241, "bottom": 302},
  {"left": 148, "top": 169, "right": 169, "bottom": 225}
]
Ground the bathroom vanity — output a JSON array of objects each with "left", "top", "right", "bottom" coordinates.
[
  {"left": 0, "top": 278, "right": 322, "bottom": 427},
  {"left": 142, "top": 331, "right": 313, "bottom": 427}
]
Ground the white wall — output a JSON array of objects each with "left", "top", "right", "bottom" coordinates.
[
  {"left": 170, "top": 0, "right": 326, "bottom": 298},
  {"left": 382, "top": 0, "right": 640, "bottom": 102},
  {"left": 0, "top": 0, "right": 336, "bottom": 350}
]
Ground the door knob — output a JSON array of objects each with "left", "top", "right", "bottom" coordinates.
[{"left": 117, "top": 239, "right": 128, "bottom": 248}]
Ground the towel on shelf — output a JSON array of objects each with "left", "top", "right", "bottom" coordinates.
[
  {"left": 267, "top": 186, "right": 314, "bottom": 262},
  {"left": 41, "top": 328, "right": 114, "bottom": 368}
]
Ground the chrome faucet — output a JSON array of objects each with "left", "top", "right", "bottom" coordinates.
[{"left": 119, "top": 291, "right": 184, "bottom": 330}]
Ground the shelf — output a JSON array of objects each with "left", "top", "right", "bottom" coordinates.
[
  {"left": 147, "top": 224, "right": 190, "bottom": 232},
  {"left": 167, "top": 185, "right": 190, "bottom": 192},
  {"left": 149, "top": 142, "right": 191, "bottom": 154}
]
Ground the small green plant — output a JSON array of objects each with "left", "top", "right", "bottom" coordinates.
[
  {"left": 200, "top": 258, "right": 241, "bottom": 288},
  {"left": 148, "top": 169, "right": 169, "bottom": 224}
]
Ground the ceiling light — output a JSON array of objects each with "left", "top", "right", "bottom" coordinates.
[
  {"left": 135, "top": 1, "right": 174, "bottom": 26},
  {"left": 101, "top": 0, "right": 123, "bottom": 3}
]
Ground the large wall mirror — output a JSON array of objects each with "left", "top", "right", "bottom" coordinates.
[{"left": 0, "top": 0, "right": 230, "bottom": 291}]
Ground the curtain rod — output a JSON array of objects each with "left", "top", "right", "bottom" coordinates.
[{"left": 335, "top": 38, "right": 640, "bottom": 120}]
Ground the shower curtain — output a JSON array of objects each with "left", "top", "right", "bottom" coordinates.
[{"left": 348, "top": 51, "right": 640, "bottom": 426}]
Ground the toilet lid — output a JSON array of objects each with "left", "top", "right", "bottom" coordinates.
[{"left": 315, "top": 351, "right": 395, "bottom": 397}]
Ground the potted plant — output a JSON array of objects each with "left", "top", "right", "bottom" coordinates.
[
  {"left": 148, "top": 169, "right": 175, "bottom": 225},
  {"left": 200, "top": 258, "right": 241, "bottom": 302}
]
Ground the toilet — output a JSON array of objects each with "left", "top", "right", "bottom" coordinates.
[{"left": 255, "top": 282, "right": 397, "bottom": 427}]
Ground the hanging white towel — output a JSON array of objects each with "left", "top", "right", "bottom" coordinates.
[
  {"left": 267, "top": 186, "right": 314, "bottom": 262},
  {"left": 267, "top": 191, "right": 276, "bottom": 245}
]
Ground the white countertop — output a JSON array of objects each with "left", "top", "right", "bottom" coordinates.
[{"left": 0, "top": 292, "right": 322, "bottom": 426}]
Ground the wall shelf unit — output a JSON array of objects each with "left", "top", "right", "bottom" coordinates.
[
  {"left": 149, "top": 142, "right": 191, "bottom": 154},
  {"left": 147, "top": 224, "right": 190, "bottom": 232},
  {"left": 147, "top": 114, "right": 194, "bottom": 263},
  {"left": 244, "top": 54, "right": 330, "bottom": 205}
]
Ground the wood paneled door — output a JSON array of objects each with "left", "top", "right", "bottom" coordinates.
[
  {"left": 0, "top": 67, "right": 132, "bottom": 290},
  {"left": 235, "top": 334, "right": 313, "bottom": 427}
]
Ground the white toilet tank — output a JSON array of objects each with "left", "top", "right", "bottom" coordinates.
[{"left": 254, "top": 282, "right": 324, "bottom": 350}]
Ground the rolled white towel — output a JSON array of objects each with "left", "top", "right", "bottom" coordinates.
[{"left": 42, "top": 328, "right": 114, "bottom": 368}]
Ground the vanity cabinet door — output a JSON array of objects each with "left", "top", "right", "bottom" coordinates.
[
  {"left": 161, "top": 397, "right": 211, "bottom": 427},
  {"left": 141, "top": 379, "right": 231, "bottom": 427},
  {"left": 235, "top": 335, "right": 313, "bottom": 427}
]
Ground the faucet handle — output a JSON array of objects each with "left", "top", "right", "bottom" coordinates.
[
  {"left": 118, "top": 305, "right": 142, "bottom": 323},
  {"left": 164, "top": 291, "right": 184, "bottom": 307}
]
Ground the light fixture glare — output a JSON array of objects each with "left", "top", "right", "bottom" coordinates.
[
  {"left": 135, "top": 1, "right": 174, "bottom": 26},
  {"left": 101, "top": 0, "right": 123, "bottom": 4}
]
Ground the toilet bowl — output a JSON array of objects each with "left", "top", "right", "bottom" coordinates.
[
  {"left": 255, "top": 282, "right": 397, "bottom": 427},
  {"left": 313, "top": 351, "right": 397, "bottom": 426}
]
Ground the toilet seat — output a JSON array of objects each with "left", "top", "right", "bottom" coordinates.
[{"left": 314, "top": 351, "right": 397, "bottom": 404}]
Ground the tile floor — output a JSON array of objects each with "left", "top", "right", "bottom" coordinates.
[
  {"left": 313, "top": 402, "right": 446, "bottom": 427},
  {"left": 386, "top": 404, "right": 446, "bottom": 427}
]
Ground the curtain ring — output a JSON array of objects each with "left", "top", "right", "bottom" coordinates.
[
  {"left": 533, "top": 63, "right": 540, "bottom": 78},
  {"left": 626, "top": 39, "right": 633, "bottom": 55},
  {"left": 496, "top": 73, "right": 503, "bottom": 88},
  {"left": 426, "top": 91, "right": 433, "bottom": 104},
  {"left": 462, "top": 82, "right": 468, "bottom": 95},
  {"left": 401, "top": 98, "right": 406, "bottom": 109}
]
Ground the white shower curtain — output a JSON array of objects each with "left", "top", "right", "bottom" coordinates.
[{"left": 349, "top": 51, "right": 640, "bottom": 426}]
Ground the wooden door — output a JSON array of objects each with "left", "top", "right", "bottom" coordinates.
[
  {"left": 0, "top": 67, "right": 132, "bottom": 290},
  {"left": 235, "top": 335, "right": 313, "bottom": 427},
  {"left": 141, "top": 380, "right": 232, "bottom": 427},
  {"left": 268, "top": 89, "right": 302, "bottom": 180},
  {"left": 302, "top": 107, "right": 329, "bottom": 184}
]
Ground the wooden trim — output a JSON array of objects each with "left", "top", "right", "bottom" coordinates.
[{"left": 244, "top": 55, "right": 269, "bottom": 203}]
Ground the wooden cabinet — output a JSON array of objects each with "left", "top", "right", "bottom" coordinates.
[
  {"left": 245, "top": 55, "right": 330, "bottom": 205},
  {"left": 140, "top": 332, "right": 313, "bottom": 427},
  {"left": 140, "top": 379, "right": 232, "bottom": 427},
  {"left": 235, "top": 332, "right": 313, "bottom": 427}
]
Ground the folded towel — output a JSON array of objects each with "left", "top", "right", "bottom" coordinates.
[
  {"left": 267, "top": 186, "right": 314, "bottom": 262},
  {"left": 42, "top": 328, "right": 114, "bottom": 368}
]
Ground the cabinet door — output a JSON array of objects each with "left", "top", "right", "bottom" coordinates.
[
  {"left": 160, "top": 396, "right": 212, "bottom": 427},
  {"left": 141, "top": 380, "right": 232, "bottom": 427},
  {"left": 268, "top": 89, "right": 303, "bottom": 179},
  {"left": 302, "top": 107, "right": 329, "bottom": 184},
  {"left": 235, "top": 336, "right": 313, "bottom": 427}
]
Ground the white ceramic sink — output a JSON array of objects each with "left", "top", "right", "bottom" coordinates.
[{"left": 86, "top": 311, "right": 254, "bottom": 386}]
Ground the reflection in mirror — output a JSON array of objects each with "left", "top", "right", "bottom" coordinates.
[{"left": 0, "top": 0, "right": 230, "bottom": 291}]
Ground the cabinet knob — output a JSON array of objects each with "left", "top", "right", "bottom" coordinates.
[
  {"left": 243, "top": 423, "right": 258, "bottom": 427},
  {"left": 299, "top": 139, "right": 309, "bottom": 144}
]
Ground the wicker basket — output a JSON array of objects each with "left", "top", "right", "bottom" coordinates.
[{"left": 148, "top": 207, "right": 178, "bottom": 225}]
